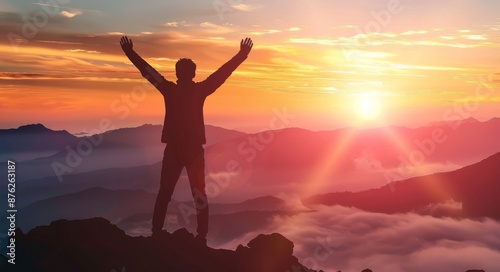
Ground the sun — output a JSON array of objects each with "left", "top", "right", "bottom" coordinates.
[{"left": 354, "top": 95, "right": 381, "bottom": 121}]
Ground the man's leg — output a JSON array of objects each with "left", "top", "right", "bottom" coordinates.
[
  {"left": 185, "top": 145, "right": 209, "bottom": 239},
  {"left": 152, "top": 144, "right": 183, "bottom": 234}
]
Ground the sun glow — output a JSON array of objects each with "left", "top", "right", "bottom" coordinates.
[{"left": 355, "top": 95, "right": 382, "bottom": 121}]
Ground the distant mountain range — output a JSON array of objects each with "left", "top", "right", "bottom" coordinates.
[
  {"left": 7, "top": 117, "right": 500, "bottom": 204},
  {"left": 16, "top": 187, "right": 157, "bottom": 231},
  {"left": 205, "top": 117, "right": 500, "bottom": 192},
  {"left": 3, "top": 123, "right": 245, "bottom": 180},
  {"left": 303, "top": 152, "right": 500, "bottom": 220},
  {"left": 1, "top": 120, "right": 496, "bottom": 272},
  {"left": 15, "top": 163, "right": 161, "bottom": 207},
  {"left": 0, "top": 124, "right": 78, "bottom": 161},
  {"left": 4, "top": 118, "right": 500, "bottom": 207},
  {"left": 14, "top": 154, "right": 500, "bottom": 242},
  {"left": 1, "top": 123, "right": 245, "bottom": 155},
  {"left": 14, "top": 186, "right": 290, "bottom": 233},
  {"left": 8, "top": 185, "right": 298, "bottom": 247},
  {"left": 0, "top": 124, "right": 77, "bottom": 151}
]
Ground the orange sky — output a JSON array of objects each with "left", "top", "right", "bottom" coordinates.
[{"left": 1, "top": 0, "right": 500, "bottom": 133}]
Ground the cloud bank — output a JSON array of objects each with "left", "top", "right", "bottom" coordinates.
[{"left": 218, "top": 205, "right": 500, "bottom": 272}]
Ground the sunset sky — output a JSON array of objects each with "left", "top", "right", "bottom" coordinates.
[{"left": 1, "top": 0, "right": 500, "bottom": 133}]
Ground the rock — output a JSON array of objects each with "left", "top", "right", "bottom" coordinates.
[
  {"left": 236, "top": 233, "right": 310, "bottom": 272},
  {"left": 0, "top": 217, "right": 320, "bottom": 272}
]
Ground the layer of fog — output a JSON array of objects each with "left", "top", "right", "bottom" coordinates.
[{"left": 216, "top": 204, "right": 500, "bottom": 272}]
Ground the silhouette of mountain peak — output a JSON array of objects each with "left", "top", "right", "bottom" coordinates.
[
  {"left": 16, "top": 123, "right": 49, "bottom": 133},
  {"left": 6, "top": 123, "right": 73, "bottom": 136},
  {"left": 6, "top": 217, "right": 320, "bottom": 272},
  {"left": 0, "top": 123, "right": 78, "bottom": 155},
  {"left": 460, "top": 117, "right": 481, "bottom": 124}
]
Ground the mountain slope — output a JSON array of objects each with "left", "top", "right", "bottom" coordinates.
[{"left": 303, "top": 152, "right": 500, "bottom": 219}]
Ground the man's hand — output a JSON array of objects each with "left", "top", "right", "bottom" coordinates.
[
  {"left": 120, "top": 36, "right": 134, "bottom": 54},
  {"left": 239, "top": 37, "right": 253, "bottom": 56}
]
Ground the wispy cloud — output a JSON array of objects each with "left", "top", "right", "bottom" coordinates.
[
  {"left": 401, "top": 30, "right": 428, "bottom": 36},
  {"left": 0, "top": 72, "right": 70, "bottom": 79},
  {"left": 32, "top": 3, "right": 102, "bottom": 14},
  {"left": 245, "top": 29, "right": 281, "bottom": 36},
  {"left": 288, "top": 28, "right": 498, "bottom": 49},
  {"left": 65, "top": 49, "right": 101, "bottom": 54},
  {"left": 107, "top": 32, "right": 125, "bottom": 36},
  {"left": 60, "top": 10, "right": 82, "bottom": 18},
  {"left": 231, "top": 4, "right": 261, "bottom": 12},
  {"left": 149, "top": 57, "right": 177, "bottom": 62},
  {"left": 463, "top": 34, "right": 488, "bottom": 40},
  {"left": 199, "top": 22, "right": 236, "bottom": 34},
  {"left": 165, "top": 22, "right": 182, "bottom": 27}
]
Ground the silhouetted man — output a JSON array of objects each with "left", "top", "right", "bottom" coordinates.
[{"left": 120, "top": 36, "right": 253, "bottom": 245}]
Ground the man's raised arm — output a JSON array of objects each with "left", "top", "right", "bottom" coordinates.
[
  {"left": 120, "top": 36, "right": 167, "bottom": 89},
  {"left": 202, "top": 37, "right": 253, "bottom": 95}
]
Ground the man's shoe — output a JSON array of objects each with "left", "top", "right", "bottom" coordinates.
[
  {"left": 152, "top": 229, "right": 170, "bottom": 240},
  {"left": 195, "top": 234, "right": 207, "bottom": 247}
]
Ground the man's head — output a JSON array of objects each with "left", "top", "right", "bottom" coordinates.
[{"left": 176, "top": 58, "right": 196, "bottom": 81}]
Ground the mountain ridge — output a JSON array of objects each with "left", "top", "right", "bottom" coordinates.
[
  {"left": 0, "top": 123, "right": 78, "bottom": 160},
  {"left": 303, "top": 152, "right": 500, "bottom": 220}
]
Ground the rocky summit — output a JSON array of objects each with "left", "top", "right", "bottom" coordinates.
[{"left": 0, "top": 217, "right": 319, "bottom": 272}]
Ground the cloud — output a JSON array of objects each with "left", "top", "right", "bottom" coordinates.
[
  {"left": 463, "top": 34, "right": 488, "bottom": 40},
  {"left": 199, "top": 22, "right": 235, "bottom": 34},
  {"left": 0, "top": 72, "right": 66, "bottom": 79},
  {"left": 287, "top": 26, "right": 498, "bottom": 50},
  {"left": 164, "top": 21, "right": 183, "bottom": 27},
  {"left": 231, "top": 4, "right": 260, "bottom": 12},
  {"left": 1, "top": 7, "right": 498, "bottom": 131},
  {"left": 107, "top": 32, "right": 125, "bottom": 36},
  {"left": 65, "top": 49, "right": 101, "bottom": 54},
  {"left": 245, "top": 29, "right": 281, "bottom": 36},
  {"left": 401, "top": 30, "right": 428, "bottom": 36},
  {"left": 217, "top": 205, "right": 500, "bottom": 272},
  {"left": 59, "top": 10, "right": 82, "bottom": 18},
  {"left": 33, "top": 3, "right": 101, "bottom": 13},
  {"left": 148, "top": 57, "right": 177, "bottom": 62}
]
